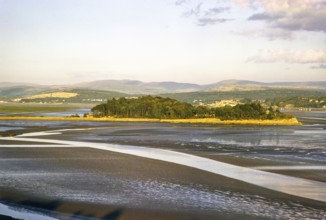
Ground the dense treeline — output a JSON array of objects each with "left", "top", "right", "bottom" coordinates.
[
  {"left": 91, "top": 96, "right": 194, "bottom": 119},
  {"left": 91, "top": 96, "right": 291, "bottom": 120}
]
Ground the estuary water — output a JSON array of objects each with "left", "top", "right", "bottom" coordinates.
[
  {"left": 0, "top": 111, "right": 325, "bottom": 219},
  {"left": 0, "top": 108, "right": 90, "bottom": 117}
]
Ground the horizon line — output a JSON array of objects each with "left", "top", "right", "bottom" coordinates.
[{"left": 1, "top": 78, "right": 326, "bottom": 86}]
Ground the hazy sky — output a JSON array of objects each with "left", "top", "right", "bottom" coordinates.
[{"left": 1, "top": 0, "right": 325, "bottom": 85}]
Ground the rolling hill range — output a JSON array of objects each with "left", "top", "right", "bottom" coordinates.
[
  {"left": 205, "top": 80, "right": 326, "bottom": 92},
  {"left": 0, "top": 79, "right": 325, "bottom": 104},
  {"left": 1, "top": 79, "right": 325, "bottom": 96},
  {"left": 70, "top": 79, "right": 204, "bottom": 94},
  {"left": 70, "top": 79, "right": 326, "bottom": 93}
]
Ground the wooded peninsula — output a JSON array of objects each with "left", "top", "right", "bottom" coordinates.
[
  {"left": 91, "top": 96, "right": 294, "bottom": 121},
  {"left": 0, "top": 96, "right": 302, "bottom": 126}
]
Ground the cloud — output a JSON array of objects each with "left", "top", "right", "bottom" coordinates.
[
  {"left": 311, "top": 64, "right": 326, "bottom": 69},
  {"left": 235, "top": 28, "right": 293, "bottom": 40},
  {"left": 243, "top": 0, "right": 326, "bottom": 32},
  {"left": 175, "top": 0, "right": 188, "bottom": 6},
  {"left": 248, "top": 13, "right": 279, "bottom": 20},
  {"left": 176, "top": 0, "right": 233, "bottom": 26},
  {"left": 197, "top": 6, "right": 232, "bottom": 26},
  {"left": 176, "top": 0, "right": 326, "bottom": 34},
  {"left": 205, "top": 7, "right": 230, "bottom": 16},
  {"left": 247, "top": 49, "right": 326, "bottom": 63},
  {"left": 183, "top": 3, "right": 202, "bottom": 17},
  {"left": 197, "top": 18, "right": 231, "bottom": 26}
]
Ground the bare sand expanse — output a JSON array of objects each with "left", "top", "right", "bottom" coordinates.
[
  {"left": 0, "top": 146, "right": 324, "bottom": 220},
  {"left": 0, "top": 147, "right": 271, "bottom": 219},
  {"left": 0, "top": 120, "right": 325, "bottom": 219}
]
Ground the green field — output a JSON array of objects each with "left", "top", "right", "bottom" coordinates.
[
  {"left": 0, "top": 103, "right": 78, "bottom": 113},
  {"left": 161, "top": 89, "right": 326, "bottom": 104},
  {"left": 19, "top": 89, "right": 129, "bottom": 104}
]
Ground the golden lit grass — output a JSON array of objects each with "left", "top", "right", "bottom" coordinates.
[
  {"left": 26, "top": 92, "right": 78, "bottom": 99},
  {"left": 0, "top": 116, "right": 302, "bottom": 126},
  {"left": 161, "top": 118, "right": 302, "bottom": 125}
]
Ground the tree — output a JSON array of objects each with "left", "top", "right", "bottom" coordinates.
[{"left": 91, "top": 96, "right": 293, "bottom": 120}]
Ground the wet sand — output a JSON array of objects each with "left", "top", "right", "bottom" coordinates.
[
  {"left": 195, "top": 153, "right": 326, "bottom": 182},
  {"left": 0, "top": 145, "right": 325, "bottom": 219},
  {"left": 0, "top": 147, "right": 274, "bottom": 219},
  {"left": 0, "top": 118, "right": 325, "bottom": 219},
  {"left": 49, "top": 124, "right": 326, "bottom": 183}
]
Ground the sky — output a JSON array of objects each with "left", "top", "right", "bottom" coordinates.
[{"left": 0, "top": 0, "right": 325, "bottom": 85}]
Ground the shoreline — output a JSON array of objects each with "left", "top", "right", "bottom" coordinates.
[{"left": 0, "top": 116, "right": 302, "bottom": 126}]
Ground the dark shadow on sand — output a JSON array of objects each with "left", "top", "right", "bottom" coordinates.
[{"left": 2, "top": 199, "right": 124, "bottom": 220}]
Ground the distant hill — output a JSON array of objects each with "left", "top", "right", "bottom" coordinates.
[
  {"left": 72, "top": 79, "right": 203, "bottom": 94},
  {"left": 206, "top": 80, "right": 326, "bottom": 92},
  {"left": 0, "top": 86, "right": 50, "bottom": 98},
  {"left": 0, "top": 79, "right": 325, "bottom": 103},
  {"left": 0, "top": 82, "right": 41, "bottom": 87},
  {"left": 161, "top": 89, "right": 326, "bottom": 105},
  {"left": 72, "top": 79, "right": 326, "bottom": 93}
]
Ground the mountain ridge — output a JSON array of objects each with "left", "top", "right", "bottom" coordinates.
[
  {"left": 71, "top": 79, "right": 204, "bottom": 94},
  {"left": 0, "top": 79, "right": 325, "bottom": 98}
]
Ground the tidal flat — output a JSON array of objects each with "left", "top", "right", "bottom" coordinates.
[{"left": 0, "top": 111, "right": 325, "bottom": 219}]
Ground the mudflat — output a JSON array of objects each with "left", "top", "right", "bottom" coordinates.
[
  {"left": 0, "top": 116, "right": 325, "bottom": 219},
  {"left": 0, "top": 146, "right": 324, "bottom": 220}
]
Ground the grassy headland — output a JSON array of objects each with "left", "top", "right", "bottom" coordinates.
[
  {"left": 0, "top": 96, "right": 302, "bottom": 125},
  {"left": 90, "top": 96, "right": 301, "bottom": 125},
  {"left": 0, "top": 103, "right": 79, "bottom": 113}
]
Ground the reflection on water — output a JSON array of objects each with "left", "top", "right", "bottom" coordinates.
[
  {"left": 0, "top": 108, "right": 90, "bottom": 117},
  {"left": 0, "top": 127, "right": 24, "bottom": 132},
  {"left": 0, "top": 120, "right": 105, "bottom": 135},
  {"left": 286, "top": 110, "right": 326, "bottom": 125},
  {"left": 68, "top": 122, "right": 325, "bottom": 162}
]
